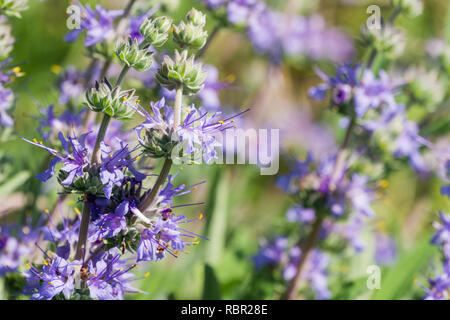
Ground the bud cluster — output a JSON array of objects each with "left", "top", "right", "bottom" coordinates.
[
  {"left": 173, "top": 8, "right": 208, "bottom": 50},
  {"left": 156, "top": 49, "right": 206, "bottom": 95},
  {"left": 0, "top": 0, "right": 28, "bottom": 18},
  {"left": 139, "top": 16, "right": 172, "bottom": 47},
  {"left": 85, "top": 78, "right": 138, "bottom": 120},
  {"left": 115, "top": 38, "right": 154, "bottom": 72}
]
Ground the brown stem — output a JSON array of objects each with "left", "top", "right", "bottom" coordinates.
[
  {"left": 138, "top": 157, "right": 173, "bottom": 212},
  {"left": 74, "top": 205, "right": 91, "bottom": 261},
  {"left": 282, "top": 216, "right": 324, "bottom": 300}
]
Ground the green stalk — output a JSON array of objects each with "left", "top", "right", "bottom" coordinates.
[{"left": 138, "top": 86, "right": 184, "bottom": 212}]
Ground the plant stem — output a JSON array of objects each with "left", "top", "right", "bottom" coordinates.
[
  {"left": 329, "top": 116, "right": 356, "bottom": 188},
  {"left": 282, "top": 216, "right": 324, "bottom": 300},
  {"left": 75, "top": 65, "right": 131, "bottom": 264},
  {"left": 74, "top": 205, "right": 91, "bottom": 261},
  {"left": 138, "top": 85, "right": 184, "bottom": 212},
  {"left": 91, "top": 114, "right": 111, "bottom": 164},
  {"left": 138, "top": 157, "right": 173, "bottom": 212},
  {"left": 173, "top": 86, "right": 183, "bottom": 131}
]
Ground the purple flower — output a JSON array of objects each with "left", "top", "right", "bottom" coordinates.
[
  {"left": 57, "top": 67, "right": 85, "bottom": 105},
  {"left": 309, "top": 64, "right": 359, "bottom": 104},
  {"left": 86, "top": 250, "right": 139, "bottom": 300},
  {"left": 133, "top": 98, "right": 248, "bottom": 164},
  {"left": 64, "top": 5, "right": 123, "bottom": 47},
  {"left": 431, "top": 212, "right": 450, "bottom": 260},
  {"left": 227, "top": 0, "right": 262, "bottom": 25},
  {"left": 423, "top": 262, "right": 450, "bottom": 300},
  {"left": 26, "top": 256, "right": 80, "bottom": 300},
  {"left": 137, "top": 211, "right": 205, "bottom": 262},
  {"left": 375, "top": 232, "right": 397, "bottom": 266},
  {"left": 91, "top": 201, "right": 128, "bottom": 240},
  {"left": 0, "top": 83, "right": 13, "bottom": 127},
  {"left": 21, "top": 131, "right": 90, "bottom": 185},
  {"left": 283, "top": 248, "right": 330, "bottom": 300},
  {"left": 37, "top": 105, "right": 85, "bottom": 140},
  {"left": 196, "top": 65, "right": 229, "bottom": 111},
  {"left": 252, "top": 236, "right": 287, "bottom": 269},
  {"left": 99, "top": 142, "right": 143, "bottom": 199},
  {"left": 354, "top": 70, "right": 397, "bottom": 118},
  {"left": 286, "top": 205, "right": 316, "bottom": 224}
]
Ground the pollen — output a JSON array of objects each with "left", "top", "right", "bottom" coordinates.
[
  {"left": 198, "top": 213, "right": 204, "bottom": 220},
  {"left": 32, "top": 138, "right": 38, "bottom": 143},
  {"left": 50, "top": 64, "right": 62, "bottom": 74},
  {"left": 231, "top": 120, "right": 235, "bottom": 123},
  {"left": 26, "top": 263, "right": 31, "bottom": 269},
  {"left": 44, "top": 209, "right": 49, "bottom": 214},
  {"left": 145, "top": 272, "right": 150, "bottom": 278},
  {"left": 74, "top": 207, "right": 81, "bottom": 216},
  {"left": 43, "top": 260, "right": 49, "bottom": 266},
  {"left": 379, "top": 179, "right": 389, "bottom": 188},
  {"left": 123, "top": 97, "right": 127, "bottom": 101},
  {"left": 179, "top": 167, "right": 183, "bottom": 171},
  {"left": 226, "top": 74, "right": 236, "bottom": 83},
  {"left": 193, "top": 241, "right": 200, "bottom": 245},
  {"left": 218, "top": 121, "right": 224, "bottom": 124}
]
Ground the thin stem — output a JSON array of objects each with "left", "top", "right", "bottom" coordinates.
[
  {"left": 74, "top": 205, "right": 91, "bottom": 261},
  {"left": 116, "top": 65, "right": 130, "bottom": 87},
  {"left": 138, "top": 85, "right": 183, "bottom": 212},
  {"left": 75, "top": 64, "right": 131, "bottom": 264},
  {"left": 282, "top": 216, "right": 324, "bottom": 300},
  {"left": 329, "top": 116, "right": 356, "bottom": 188},
  {"left": 173, "top": 86, "right": 183, "bottom": 131},
  {"left": 91, "top": 114, "right": 111, "bottom": 164},
  {"left": 138, "top": 158, "right": 173, "bottom": 212}
]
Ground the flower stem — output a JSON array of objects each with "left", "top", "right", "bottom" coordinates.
[
  {"left": 75, "top": 65, "right": 131, "bottom": 264},
  {"left": 90, "top": 114, "right": 111, "bottom": 164},
  {"left": 173, "top": 86, "right": 183, "bottom": 132},
  {"left": 74, "top": 205, "right": 92, "bottom": 261},
  {"left": 138, "top": 158, "right": 173, "bottom": 212},
  {"left": 282, "top": 216, "right": 324, "bottom": 300},
  {"left": 139, "top": 86, "right": 183, "bottom": 212}
]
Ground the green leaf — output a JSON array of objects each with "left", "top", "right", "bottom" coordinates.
[
  {"left": 203, "top": 168, "right": 231, "bottom": 266},
  {"left": 202, "top": 263, "right": 221, "bottom": 299},
  {"left": 0, "top": 171, "right": 30, "bottom": 200}
]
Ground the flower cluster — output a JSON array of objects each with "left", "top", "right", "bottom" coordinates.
[{"left": 9, "top": 4, "right": 247, "bottom": 300}]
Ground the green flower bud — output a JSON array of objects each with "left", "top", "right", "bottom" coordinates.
[
  {"left": 116, "top": 37, "right": 153, "bottom": 71},
  {"left": 173, "top": 20, "right": 208, "bottom": 50},
  {"left": 140, "top": 16, "right": 172, "bottom": 47},
  {"left": 155, "top": 49, "right": 206, "bottom": 95},
  {"left": 186, "top": 8, "right": 206, "bottom": 27},
  {"left": 85, "top": 78, "right": 138, "bottom": 120},
  {"left": 141, "top": 128, "right": 177, "bottom": 159},
  {"left": 392, "top": 0, "right": 423, "bottom": 18},
  {"left": 0, "top": 0, "right": 28, "bottom": 18},
  {"left": 0, "top": 22, "right": 13, "bottom": 60}
]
